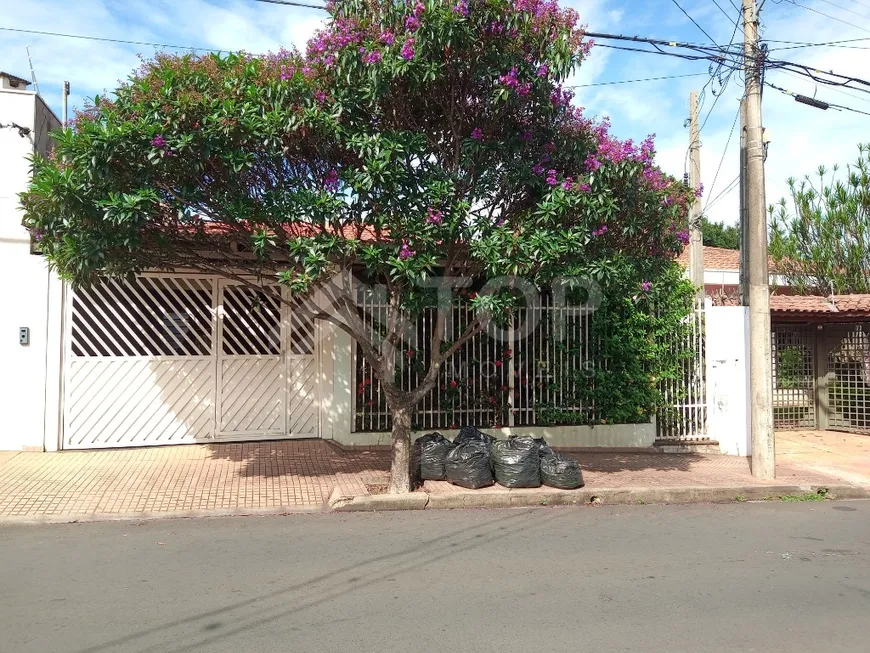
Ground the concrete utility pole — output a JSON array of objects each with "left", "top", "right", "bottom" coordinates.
[
  {"left": 688, "top": 90, "right": 704, "bottom": 299},
  {"left": 62, "top": 81, "right": 69, "bottom": 128},
  {"left": 742, "top": 0, "right": 775, "bottom": 478}
]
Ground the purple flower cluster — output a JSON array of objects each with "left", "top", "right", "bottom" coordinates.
[
  {"left": 279, "top": 65, "right": 295, "bottom": 81},
  {"left": 399, "top": 243, "right": 415, "bottom": 259},
  {"left": 499, "top": 67, "right": 519, "bottom": 88},
  {"left": 550, "top": 86, "right": 574, "bottom": 107},
  {"left": 151, "top": 135, "right": 167, "bottom": 148},
  {"left": 380, "top": 30, "right": 395, "bottom": 45},
  {"left": 537, "top": 64, "right": 549, "bottom": 77},
  {"left": 546, "top": 169, "right": 559, "bottom": 186},
  {"left": 426, "top": 208, "right": 443, "bottom": 225},
  {"left": 452, "top": 1, "right": 468, "bottom": 17},
  {"left": 314, "top": 90, "right": 327, "bottom": 102},
  {"left": 324, "top": 169, "right": 340, "bottom": 193},
  {"left": 640, "top": 281, "right": 652, "bottom": 292},
  {"left": 584, "top": 154, "right": 601, "bottom": 172},
  {"left": 591, "top": 224, "right": 608, "bottom": 237},
  {"left": 520, "top": 130, "right": 533, "bottom": 143},
  {"left": 471, "top": 127, "right": 483, "bottom": 140},
  {"left": 676, "top": 230, "right": 691, "bottom": 245},
  {"left": 489, "top": 21, "right": 505, "bottom": 35},
  {"left": 400, "top": 38, "right": 416, "bottom": 60},
  {"left": 362, "top": 50, "right": 383, "bottom": 65},
  {"left": 694, "top": 183, "right": 704, "bottom": 198}
]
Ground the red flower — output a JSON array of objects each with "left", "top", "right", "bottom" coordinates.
[
  {"left": 364, "top": 377, "right": 372, "bottom": 386},
  {"left": 367, "top": 400, "right": 374, "bottom": 407},
  {"left": 406, "top": 349, "right": 414, "bottom": 358},
  {"left": 501, "top": 384, "right": 509, "bottom": 392},
  {"left": 450, "top": 379, "right": 458, "bottom": 388},
  {"left": 505, "top": 349, "right": 513, "bottom": 357},
  {"left": 357, "top": 383, "right": 365, "bottom": 395},
  {"left": 469, "top": 292, "right": 478, "bottom": 300},
  {"left": 449, "top": 423, "right": 458, "bottom": 429},
  {"left": 489, "top": 395, "right": 496, "bottom": 403},
  {"left": 495, "top": 360, "right": 503, "bottom": 368}
]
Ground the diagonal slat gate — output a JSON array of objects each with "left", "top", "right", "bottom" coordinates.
[{"left": 63, "top": 274, "right": 320, "bottom": 449}]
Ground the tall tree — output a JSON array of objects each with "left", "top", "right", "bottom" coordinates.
[
  {"left": 22, "top": 0, "right": 692, "bottom": 492},
  {"left": 770, "top": 143, "right": 870, "bottom": 294},
  {"left": 700, "top": 216, "right": 739, "bottom": 249}
]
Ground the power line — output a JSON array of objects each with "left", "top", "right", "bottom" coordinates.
[
  {"left": 705, "top": 174, "right": 740, "bottom": 211},
  {"left": 670, "top": 0, "right": 720, "bottom": 44},
  {"left": 766, "top": 81, "right": 870, "bottom": 115},
  {"left": 766, "top": 37, "right": 870, "bottom": 50},
  {"left": 814, "top": 0, "right": 870, "bottom": 21},
  {"left": 248, "top": 0, "right": 327, "bottom": 8},
  {"left": 571, "top": 72, "right": 708, "bottom": 87},
  {"left": 703, "top": 103, "right": 741, "bottom": 214},
  {"left": 779, "top": 0, "right": 870, "bottom": 33},
  {"left": 710, "top": 0, "right": 740, "bottom": 26},
  {"left": 774, "top": 67, "right": 870, "bottom": 105},
  {"left": 0, "top": 26, "right": 228, "bottom": 52}
]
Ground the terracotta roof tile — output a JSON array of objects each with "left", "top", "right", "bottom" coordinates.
[
  {"left": 676, "top": 246, "right": 741, "bottom": 270},
  {"left": 770, "top": 294, "right": 870, "bottom": 316}
]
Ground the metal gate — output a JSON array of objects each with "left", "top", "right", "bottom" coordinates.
[
  {"left": 771, "top": 324, "right": 817, "bottom": 430},
  {"left": 63, "top": 274, "right": 320, "bottom": 449},
  {"left": 826, "top": 324, "right": 870, "bottom": 434}
]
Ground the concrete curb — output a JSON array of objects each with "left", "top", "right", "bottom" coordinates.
[
  {"left": 326, "top": 483, "right": 870, "bottom": 512},
  {"left": 327, "top": 487, "right": 430, "bottom": 512},
  {"left": 0, "top": 505, "right": 324, "bottom": 525}
]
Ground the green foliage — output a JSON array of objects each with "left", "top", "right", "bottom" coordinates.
[
  {"left": 536, "top": 260, "right": 697, "bottom": 425},
  {"left": 22, "top": 0, "right": 693, "bottom": 430},
  {"left": 700, "top": 216, "right": 739, "bottom": 250},
  {"left": 770, "top": 143, "right": 870, "bottom": 294},
  {"left": 777, "top": 346, "right": 806, "bottom": 390}
]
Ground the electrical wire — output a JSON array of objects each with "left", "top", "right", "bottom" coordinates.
[
  {"left": 778, "top": 0, "right": 870, "bottom": 33},
  {"left": 705, "top": 174, "right": 740, "bottom": 211},
  {"left": 248, "top": 0, "right": 327, "bottom": 8},
  {"left": 814, "top": 0, "right": 870, "bottom": 21},
  {"left": 570, "top": 72, "right": 708, "bottom": 87},
  {"left": 774, "top": 67, "right": 870, "bottom": 105},
  {"left": 766, "top": 81, "right": 870, "bottom": 115},
  {"left": 670, "top": 0, "right": 720, "bottom": 44},
  {"left": 0, "top": 26, "right": 228, "bottom": 52},
  {"left": 703, "top": 103, "right": 742, "bottom": 214},
  {"left": 711, "top": 0, "right": 740, "bottom": 26}
]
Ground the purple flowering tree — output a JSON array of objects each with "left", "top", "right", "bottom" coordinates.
[{"left": 22, "top": 0, "right": 692, "bottom": 493}]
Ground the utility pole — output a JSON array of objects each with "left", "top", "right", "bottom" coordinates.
[
  {"left": 742, "top": 0, "right": 775, "bottom": 479},
  {"left": 62, "top": 81, "right": 69, "bottom": 128},
  {"left": 688, "top": 90, "right": 704, "bottom": 299}
]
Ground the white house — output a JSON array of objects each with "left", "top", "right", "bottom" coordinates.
[
  {"left": 0, "top": 72, "right": 63, "bottom": 451},
  {"left": 0, "top": 71, "right": 745, "bottom": 455}
]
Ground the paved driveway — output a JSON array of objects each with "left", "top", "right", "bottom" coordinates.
[{"left": 777, "top": 430, "right": 870, "bottom": 486}]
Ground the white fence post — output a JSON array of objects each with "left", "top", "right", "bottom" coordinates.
[{"left": 706, "top": 304, "right": 751, "bottom": 456}]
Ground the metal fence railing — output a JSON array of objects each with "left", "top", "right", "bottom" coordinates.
[
  {"left": 771, "top": 324, "right": 818, "bottom": 430},
  {"left": 827, "top": 324, "right": 870, "bottom": 434},
  {"left": 353, "top": 291, "right": 708, "bottom": 439}
]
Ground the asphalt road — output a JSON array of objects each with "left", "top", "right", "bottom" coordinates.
[{"left": 2, "top": 502, "right": 869, "bottom": 653}]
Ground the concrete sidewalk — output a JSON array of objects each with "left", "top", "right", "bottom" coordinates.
[{"left": 1, "top": 436, "right": 864, "bottom": 522}]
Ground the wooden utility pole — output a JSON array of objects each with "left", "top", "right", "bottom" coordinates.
[
  {"left": 688, "top": 90, "right": 704, "bottom": 298},
  {"left": 742, "top": 0, "right": 775, "bottom": 478}
]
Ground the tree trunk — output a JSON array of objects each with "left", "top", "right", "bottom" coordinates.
[{"left": 387, "top": 404, "right": 413, "bottom": 494}]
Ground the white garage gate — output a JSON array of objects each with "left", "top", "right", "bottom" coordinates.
[{"left": 62, "top": 274, "right": 320, "bottom": 449}]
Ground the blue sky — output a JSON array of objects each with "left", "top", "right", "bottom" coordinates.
[{"left": 2, "top": 0, "right": 869, "bottom": 226}]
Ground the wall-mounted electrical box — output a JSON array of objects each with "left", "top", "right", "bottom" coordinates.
[{"left": 19, "top": 327, "right": 30, "bottom": 346}]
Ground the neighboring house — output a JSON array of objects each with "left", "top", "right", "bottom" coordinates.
[
  {"left": 675, "top": 245, "right": 792, "bottom": 298},
  {"left": 0, "top": 72, "right": 62, "bottom": 451}
]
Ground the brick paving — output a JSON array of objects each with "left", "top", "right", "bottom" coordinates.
[{"left": 0, "top": 436, "right": 856, "bottom": 519}]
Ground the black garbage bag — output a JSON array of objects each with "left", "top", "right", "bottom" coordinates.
[
  {"left": 540, "top": 452, "right": 584, "bottom": 489},
  {"left": 490, "top": 436, "right": 542, "bottom": 488},
  {"left": 454, "top": 425, "right": 496, "bottom": 449},
  {"left": 414, "top": 432, "right": 454, "bottom": 481},
  {"left": 445, "top": 441, "right": 495, "bottom": 489},
  {"left": 534, "top": 437, "right": 554, "bottom": 458}
]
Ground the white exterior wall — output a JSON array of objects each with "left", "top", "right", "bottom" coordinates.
[
  {"left": 0, "top": 88, "right": 62, "bottom": 451},
  {"left": 705, "top": 305, "right": 752, "bottom": 456}
]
